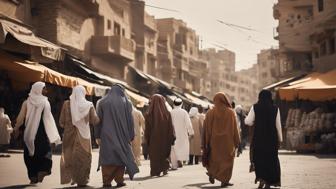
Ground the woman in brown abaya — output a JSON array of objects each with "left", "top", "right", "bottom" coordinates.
[
  {"left": 202, "top": 92, "right": 240, "bottom": 188},
  {"left": 145, "top": 94, "right": 175, "bottom": 177}
]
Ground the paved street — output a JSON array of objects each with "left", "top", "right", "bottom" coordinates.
[{"left": 0, "top": 149, "right": 336, "bottom": 189}]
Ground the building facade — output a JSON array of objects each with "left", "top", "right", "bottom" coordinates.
[
  {"left": 129, "top": 0, "right": 158, "bottom": 76},
  {"left": 310, "top": 0, "right": 336, "bottom": 72},
  {"left": 257, "top": 48, "right": 281, "bottom": 89},
  {"left": 156, "top": 18, "right": 206, "bottom": 92},
  {"left": 274, "top": 0, "right": 336, "bottom": 76},
  {"left": 29, "top": 0, "right": 135, "bottom": 80},
  {"left": 273, "top": 0, "right": 315, "bottom": 78},
  {"left": 200, "top": 48, "right": 236, "bottom": 99}
]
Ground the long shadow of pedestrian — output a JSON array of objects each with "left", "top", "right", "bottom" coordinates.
[
  {"left": 54, "top": 186, "right": 98, "bottom": 189},
  {"left": 183, "top": 182, "right": 222, "bottom": 189},
  {"left": 129, "top": 175, "right": 153, "bottom": 181},
  {"left": 0, "top": 184, "right": 35, "bottom": 189}
]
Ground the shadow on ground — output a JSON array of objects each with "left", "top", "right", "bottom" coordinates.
[
  {"left": 0, "top": 184, "right": 36, "bottom": 189},
  {"left": 279, "top": 151, "right": 336, "bottom": 159},
  {"left": 183, "top": 182, "right": 222, "bottom": 189}
]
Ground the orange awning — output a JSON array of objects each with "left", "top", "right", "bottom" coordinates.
[
  {"left": 279, "top": 70, "right": 336, "bottom": 101},
  {"left": 0, "top": 51, "right": 107, "bottom": 95}
]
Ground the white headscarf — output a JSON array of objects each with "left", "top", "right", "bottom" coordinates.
[
  {"left": 70, "top": 85, "right": 93, "bottom": 139},
  {"left": 235, "top": 105, "right": 243, "bottom": 114},
  {"left": 189, "top": 107, "right": 199, "bottom": 118},
  {"left": 173, "top": 98, "right": 183, "bottom": 109},
  {"left": 0, "top": 107, "right": 5, "bottom": 119},
  {"left": 24, "top": 81, "right": 61, "bottom": 156}
]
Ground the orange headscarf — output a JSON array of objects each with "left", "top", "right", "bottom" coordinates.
[{"left": 213, "top": 92, "right": 232, "bottom": 109}]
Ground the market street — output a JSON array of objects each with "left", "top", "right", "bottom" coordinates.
[{"left": 0, "top": 149, "right": 335, "bottom": 189}]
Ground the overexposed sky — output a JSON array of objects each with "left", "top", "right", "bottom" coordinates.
[{"left": 144, "top": 0, "right": 279, "bottom": 71}]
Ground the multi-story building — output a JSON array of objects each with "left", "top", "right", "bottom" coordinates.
[
  {"left": 274, "top": 0, "right": 336, "bottom": 76},
  {"left": 30, "top": 0, "right": 135, "bottom": 80},
  {"left": 257, "top": 48, "right": 281, "bottom": 89},
  {"left": 234, "top": 64, "right": 259, "bottom": 108},
  {"left": 200, "top": 48, "right": 236, "bottom": 99},
  {"left": 310, "top": 0, "right": 336, "bottom": 72},
  {"left": 156, "top": 18, "right": 203, "bottom": 92},
  {"left": 129, "top": 0, "right": 158, "bottom": 76},
  {"left": 273, "top": 0, "right": 315, "bottom": 78}
]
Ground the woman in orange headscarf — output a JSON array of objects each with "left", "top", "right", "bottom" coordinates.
[{"left": 202, "top": 92, "right": 240, "bottom": 187}]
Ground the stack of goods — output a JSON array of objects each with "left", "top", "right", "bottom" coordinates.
[
  {"left": 286, "top": 109, "right": 303, "bottom": 128},
  {"left": 315, "top": 133, "right": 336, "bottom": 153},
  {"left": 285, "top": 109, "right": 304, "bottom": 149},
  {"left": 285, "top": 107, "right": 336, "bottom": 152}
]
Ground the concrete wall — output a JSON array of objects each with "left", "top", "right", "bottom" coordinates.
[{"left": 0, "top": 0, "right": 31, "bottom": 24}]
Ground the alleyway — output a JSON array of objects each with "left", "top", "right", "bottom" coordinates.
[{"left": 0, "top": 149, "right": 335, "bottom": 189}]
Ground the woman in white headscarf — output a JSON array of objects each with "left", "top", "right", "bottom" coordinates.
[
  {"left": 0, "top": 107, "right": 13, "bottom": 152},
  {"left": 188, "top": 107, "right": 203, "bottom": 165},
  {"left": 59, "top": 85, "right": 100, "bottom": 187},
  {"left": 14, "top": 82, "right": 61, "bottom": 184}
]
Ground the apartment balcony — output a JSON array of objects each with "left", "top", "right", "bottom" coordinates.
[
  {"left": 91, "top": 35, "right": 135, "bottom": 62},
  {"left": 144, "top": 13, "right": 157, "bottom": 32},
  {"left": 174, "top": 58, "right": 189, "bottom": 72},
  {"left": 174, "top": 44, "right": 187, "bottom": 53},
  {"left": 145, "top": 37, "right": 157, "bottom": 56},
  {"left": 174, "top": 79, "right": 192, "bottom": 90},
  {"left": 189, "top": 59, "right": 208, "bottom": 76}
]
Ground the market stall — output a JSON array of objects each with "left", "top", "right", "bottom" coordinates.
[{"left": 278, "top": 70, "right": 336, "bottom": 153}]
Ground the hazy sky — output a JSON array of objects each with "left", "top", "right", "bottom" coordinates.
[{"left": 144, "top": 0, "right": 279, "bottom": 71}]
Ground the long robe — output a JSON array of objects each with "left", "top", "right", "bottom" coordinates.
[
  {"left": 170, "top": 106, "right": 194, "bottom": 162},
  {"left": 16, "top": 101, "right": 52, "bottom": 181},
  {"left": 59, "top": 101, "right": 99, "bottom": 185},
  {"left": 131, "top": 108, "right": 145, "bottom": 166},
  {"left": 203, "top": 93, "right": 240, "bottom": 183},
  {"left": 145, "top": 94, "right": 175, "bottom": 176},
  {"left": 189, "top": 115, "right": 203, "bottom": 156},
  {"left": 245, "top": 104, "right": 282, "bottom": 187},
  {"left": 0, "top": 113, "right": 12, "bottom": 145},
  {"left": 95, "top": 86, "right": 139, "bottom": 180}
]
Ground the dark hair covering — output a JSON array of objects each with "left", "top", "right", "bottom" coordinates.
[{"left": 258, "top": 90, "right": 273, "bottom": 105}]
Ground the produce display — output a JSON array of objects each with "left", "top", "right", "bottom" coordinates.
[{"left": 285, "top": 108, "right": 336, "bottom": 153}]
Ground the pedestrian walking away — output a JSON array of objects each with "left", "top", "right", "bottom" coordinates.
[
  {"left": 202, "top": 92, "right": 240, "bottom": 188},
  {"left": 13, "top": 81, "right": 61, "bottom": 184},
  {"left": 245, "top": 90, "right": 283, "bottom": 189},
  {"left": 170, "top": 98, "right": 194, "bottom": 169},
  {"left": 131, "top": 105, "right": 145, "bottom": 166},
  {"left": 188, "top": 107, "right": 203, "bottom": 165},
  {"left": 59, "top": 85, "right": 100, "bottom": 187},
  {"left": 0, "top": 107, "right": 13, "bottom": 155},
  {"left": 95, "top": 84, "right": 139, "bottom": 188},
  {"left": 145, "top": 94, "right": 175, "bottom": 177}
]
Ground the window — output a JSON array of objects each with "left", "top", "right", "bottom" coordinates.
[
  {"left": 114, "top": 22, "right": 121, "bottom": 35},
  {"left": 318, "top": 0, "right": 324, "bottom": 12},
  {"left": 107, "top": 19, "right": 111, "bottom": 30},
  {"left": 320, "top": 41, "right": 327, "bottom": 56},
  {"left": 329, "top": 38, "right": 335, "bottom": 54},
  {"left": 122, "top": 29, "right": 125, "bottom": 37},
  {"left": 314, "top": 51, "right": 319, "bottom": 59}
]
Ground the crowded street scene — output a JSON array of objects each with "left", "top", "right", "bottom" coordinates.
[{"left": 0, "top": 0, "right": 336, "bottom": 189}]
